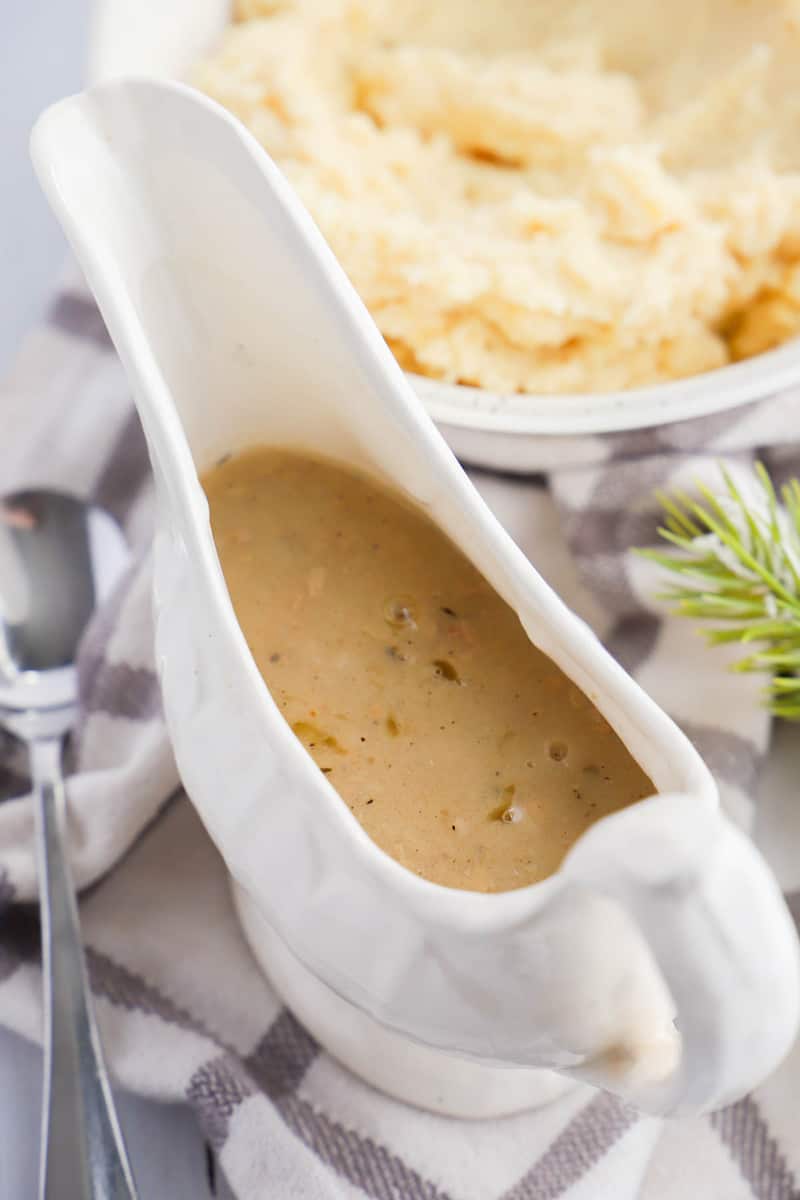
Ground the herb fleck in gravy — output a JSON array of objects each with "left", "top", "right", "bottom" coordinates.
[{"left": 203, "top": 449, "right": 653, "bottom": 892}]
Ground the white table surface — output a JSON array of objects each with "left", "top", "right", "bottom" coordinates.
[{"left": 2, "top": 6, "right": 799, "bottom": 1198}]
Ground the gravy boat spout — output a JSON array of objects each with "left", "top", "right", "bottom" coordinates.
[{"left": 31, "top": 79, "right": 800, "bottom": 1119}]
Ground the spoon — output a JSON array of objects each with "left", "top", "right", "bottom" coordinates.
[{"left": 0, "top": 489, "right": 137, "bottom": 1200}]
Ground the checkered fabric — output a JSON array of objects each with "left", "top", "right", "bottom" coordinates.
[{"left": 1, "top": 282, "right": 799, "bottom": 1199}]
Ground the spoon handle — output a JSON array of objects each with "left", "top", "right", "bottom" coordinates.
[{"left": 31, "top": 736, "right": 138, "bottom": 1200}]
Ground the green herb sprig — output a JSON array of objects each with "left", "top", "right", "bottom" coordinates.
[{"left": 638, "top": 462, "right": 800, "bottom": 719}]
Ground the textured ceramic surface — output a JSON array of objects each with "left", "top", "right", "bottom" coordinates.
[{"left": 31, "top": 79, "right": 800, "bottom": 1118}]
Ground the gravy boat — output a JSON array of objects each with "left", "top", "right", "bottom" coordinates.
[{"left": 31, "top": 79, "right": 800, "bottom": 1119}]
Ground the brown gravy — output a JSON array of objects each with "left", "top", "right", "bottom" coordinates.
[{"left": 203, "top": 448, "right": 653, "bottom": 892}]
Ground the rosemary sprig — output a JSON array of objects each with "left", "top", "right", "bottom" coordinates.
[{"left": 637, "top": 462, "right": 800, "bottom": 719}]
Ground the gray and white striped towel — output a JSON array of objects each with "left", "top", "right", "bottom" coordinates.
[{"left": 1, "top": 278, "right": 799, "bottom": 1200}]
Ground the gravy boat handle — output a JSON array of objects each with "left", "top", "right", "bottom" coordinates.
[{"left": 559, "top": 792, "right": 800, "bottom": 1117}]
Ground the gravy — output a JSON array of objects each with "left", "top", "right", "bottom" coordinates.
[{"left": 204, "top": 449, "right": 653, "bottom": 892}]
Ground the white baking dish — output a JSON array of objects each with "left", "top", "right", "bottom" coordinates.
[{"left": 86, "top": 0, "right": 800, "bottom": 470}]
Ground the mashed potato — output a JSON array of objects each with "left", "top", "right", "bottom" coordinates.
[{"left": 193, "top": 0, "right": 800, "bottom": 394}]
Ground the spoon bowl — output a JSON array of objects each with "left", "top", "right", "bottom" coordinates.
[{"left": 0, "top": 491, "right": 129, "bottom": 706}]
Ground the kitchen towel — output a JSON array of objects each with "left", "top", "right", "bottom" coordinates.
[{"left": 1, "top": 278, "right": 799, "bottom": 1200}]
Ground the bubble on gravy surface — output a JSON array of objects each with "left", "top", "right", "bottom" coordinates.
[{"left": 203, "top": 448, "right": 654, "bottom": 892}]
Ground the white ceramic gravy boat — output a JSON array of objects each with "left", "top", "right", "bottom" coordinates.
[{"left": 31, "top": 79, "right": 800, "bottom": 1120}]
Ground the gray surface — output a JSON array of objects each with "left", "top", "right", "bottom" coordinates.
[
  {"left": 0, "top": 1028, "right": 227, "bottom": 1199},
  {"left": 0, "top": 0, "right": 90, "bottom": 375}
]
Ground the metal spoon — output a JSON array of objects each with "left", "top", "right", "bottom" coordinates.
[{"left": 0, "top": 489, "right": 137, "bottom": 1200}]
